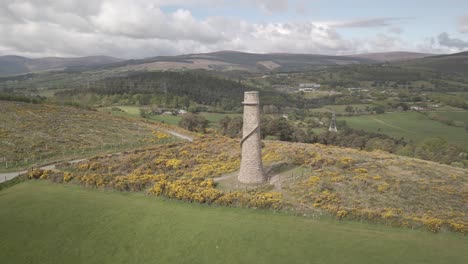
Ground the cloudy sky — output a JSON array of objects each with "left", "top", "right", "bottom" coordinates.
[{"left": 0, "top": 0, "right": 467, "bottom": 58}]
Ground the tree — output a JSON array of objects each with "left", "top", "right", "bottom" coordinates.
[
  {"left": 139, "top": 108, "right": 149, "bottom": 118},
  {"left": 219, "top": 116, "right": 231, "bottom": 135},
  {"left": 345, "top": 105, "right": 354, "bottom": 113},
  {"left": 365, "top": 138, "right": 396, "bottom": 153},
  {"left": 179, "top": 113, "right": 208, "bottom": 133},
  {"left": 226, "top": 117, "right": 243, "bottom": 138},
  {"left": 373, "top": 105, "right": 385, "bottom": 114},
  {"left": 263, "top": 105, "right": 279, "bottom": 114},
  {"left": 414, "top": 137, "right": 465, "bottom": 165},
  {"left": 261, "top": 116, "right": 292, "bottom": 141}
]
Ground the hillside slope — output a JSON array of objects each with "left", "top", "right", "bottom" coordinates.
[
  {"left": 0, "top": 100, "right": 174, "bottom": 172},
  {"left": 66, "top": 51, "right": 375, "bottom": 73},
  {"left": 398, "top": 51, "right": 468, "bottom": 74},
  {"left": 349, "top": 51, "right": 433, "bottom": 62},
  {"left": 51, "top": 134, "right": 468, "bottom": 234},
  {"left": 0, "top": 55, "right": 122, "bottom": 76}
]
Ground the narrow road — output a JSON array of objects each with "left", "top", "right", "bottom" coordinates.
[
  {"left": 164, "top": 129, "right": 194, "bottom": 142},
  {"left": 0, "top": 158, "right": 86, "bottom": 183},
  {"left": 0, "top": 128, "right": 193, "bottom": 184}
]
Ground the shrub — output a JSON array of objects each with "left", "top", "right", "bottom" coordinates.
[
  {"left": 423, "top": 218, "right": 444, "bottom": 233},
  {"left": 377, "top": 182, "right": 390, "bottom": 193},
  {"left": 248, "top": 192, "right": 283, "bottom": 209},
  {"left": 28, "top": 169, "right": 51, "bottom": 180}
]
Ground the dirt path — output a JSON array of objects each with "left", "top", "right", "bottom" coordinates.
[
  {"left": 0, "top": 158, "right": 86, "bottom": 183},
  {"left": 164, "top": 129, "right": 194, "bottom": 142},
  {"left": 140, "top": 121, "right": 194, "bottom": 142}
]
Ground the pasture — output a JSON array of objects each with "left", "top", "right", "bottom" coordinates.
[
  {"left": 338, "top": 111, "right": 468, "bottom": 148},
  {"left": 310, "top": 104, "right": 374, "bottom": 114},
  {"left": 1, "top": 181, "right": 467, "bottom": 264},
  {"left": 104, "top": 105, "right": 241, "bottom": 127},
  {"left": 428, "top": 111, "right": 468, "bottom": 124}
]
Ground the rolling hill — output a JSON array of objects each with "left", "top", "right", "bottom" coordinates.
[
  {"left": 78, "top": 50, "right": 376, "bottom": 73},
  {"left": 0, "top": 100, "right": 173, "bottom": 172},
  {"left": 0, "top": 55, "right": 122, "bottom": 76},
  {"left": 2, "top": 50, "right": 466, "bottom": 77},
  {"left": 398, "top": 51, "right": 468, "bottom": 74},
  {"left": 349, "top": 51, "right": 433, "bottom": 62},
  {"left": 0, "top": 51, "right": 377, "bottom": 76}
]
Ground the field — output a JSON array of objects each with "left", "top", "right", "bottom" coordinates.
[
  {"left": 103, "top": 106, "right": 241, "bottom": 127},
  {"left": 1, "top": 181, "right": 467, "bottom": 264},
  {"left": 338, "top": 112, "right": 468, "bottom": 148},
  {"left": 310, "top": 104, "right": 374, "bottom": 114},
  {"left": 428, "top": 111, "right": 468, "bottom": 124},
  {"left": 0, "top": 101, "right": 173, "bottom": 172}
]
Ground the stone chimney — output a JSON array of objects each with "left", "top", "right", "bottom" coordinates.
[{"left": 238, "top": 91, "right": 265, "bottom": 183}]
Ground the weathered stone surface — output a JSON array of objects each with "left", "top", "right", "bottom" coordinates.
[{"left": 238, "top": 91, "right": 265, "bottom": 183}]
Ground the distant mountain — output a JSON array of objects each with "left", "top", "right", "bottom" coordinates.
[
  {"left": 0, "top": 55, "right": 122, "bottom": 76},
  {"left": 348, "top": 51, "right": 434, "bottom": 62},
  {"left": 2, "top": 50, "right": 463, "bottom": 76},
  {"left": 397, "top": 51, "right": 468, "bottom": 74},
  {"left": 81, "top": 51, "right": 375, "bottom": 73}
]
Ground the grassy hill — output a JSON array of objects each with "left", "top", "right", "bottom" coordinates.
[
  {"left": 0, "top": 51, "right": 375, "bottom": 77},
  {"left": 1, "top": 181, "right": 467, "bottom": 264},
  {"left": 0, "top": 101, "right": 175, "bottom": 172},
  {"left": 61, "top": 51, "right": 375, "bottom": 73},
  {"left": 30, "top": 133, "right": 467, "bottom": 234},
  {"left": 0, "top": 55, "right": 122, "bottom": 76},
  {"left": 349, "top": 51, "right": 433, "bottom": 62},
  {"left": 398, "top": 51, "right": 468, "bottom": 74}
]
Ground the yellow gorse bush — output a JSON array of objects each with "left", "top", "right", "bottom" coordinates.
[{"left": 32, "top": 133, "right": 466, "bottom": 234}]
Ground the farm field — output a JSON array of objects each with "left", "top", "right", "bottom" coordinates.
[
  {"left": 0, "top": 101, "right": 171, "bottom": 172},
  {"left": 310, "top": 104, "right": 374, "bottom": 114},
  {"left": 1, "top": 181, "right": 467, "bottom": 264},
  {"left": 338, "top": 112, "right": 468, "bottom": 148}
]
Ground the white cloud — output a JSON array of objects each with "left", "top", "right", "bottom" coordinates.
[
  {"left": 0, "top": 0, "right": 445, "bottom": 58},
  {"left": 246, "top": 0, "right": 289, "bottom": 14}
]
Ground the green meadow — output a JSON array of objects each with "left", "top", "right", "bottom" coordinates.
[
  {"left": 105, "top": 105, "right": 241, "bottom": 127},
  {"left": 339, "top": 112, "right": 468, "bottom": 148},
  {"left": 428, "top": 111, "right": 468, "bottom": 123},
  {"left": 1, "top": 181, "right": 467, "bottom": 264}
]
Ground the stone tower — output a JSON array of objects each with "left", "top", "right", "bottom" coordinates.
[{"left": 238, "top": 91, "right": 265, "bottom": 183}]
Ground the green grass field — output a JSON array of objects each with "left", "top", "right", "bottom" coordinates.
[
  {"left": 310, "top": 104, "right": 374, "bottom": 114},
  {"left": 339, "top": 112, "right": 468, "bottom": 148},
  {"left": 1, "top": 181, "right": 467, "bottom": 264},
  {"left": 428, "top": 111, "right": 468, "bottom": 123},
  {"left": 104, "top": 106, "right": 241, "bottom": 127},
  {"left": 149, "top": 114, "right": 182, "bottom": 125}
]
